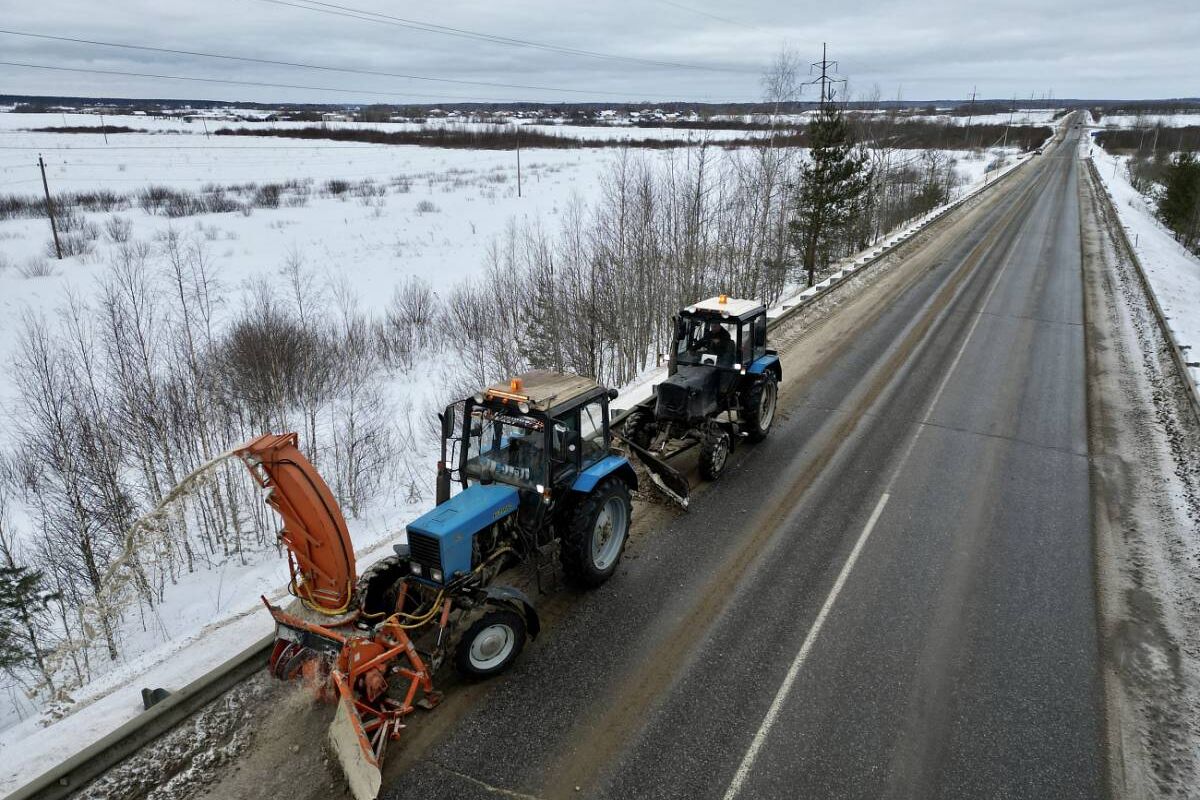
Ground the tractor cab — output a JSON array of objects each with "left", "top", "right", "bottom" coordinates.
[
  {"left": 453, "top": 370, "right": 623, "bottom": 497},
  {"left": 404, "top": 370, "right": 637, "bottom": 593},
  {"left": 672, "top": 295, "right": 770, "bottom": 375}
]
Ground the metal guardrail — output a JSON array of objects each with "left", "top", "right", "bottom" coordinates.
[
  {"left": 5, "top": 635, "right": 274, "bottom": 800},
  {"left": 1085, "top": 157, "right": 1200, "bottom": 427},
  {"left": 5, "top": 148, "right": 1037, "bottom": 800}
]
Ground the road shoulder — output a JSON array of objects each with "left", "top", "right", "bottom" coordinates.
[{"left": 1081, "top": 151, "right": 1200, "bottom": 799}]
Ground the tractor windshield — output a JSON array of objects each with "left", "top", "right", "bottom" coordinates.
[
  {"left": 676, "top": 316, "right": 738, "bottom": 368},
  {"left": 463, "top": 406, "right": 548, "bottom": 490}
]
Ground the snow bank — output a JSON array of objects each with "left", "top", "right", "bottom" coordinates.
[{"left": 1088, "top": 136, "right": 1200, "bottom": 390}]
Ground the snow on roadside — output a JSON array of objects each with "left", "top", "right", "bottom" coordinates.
[{"left": 1087, "top": 136, "right": 1200, "bottom": 390}]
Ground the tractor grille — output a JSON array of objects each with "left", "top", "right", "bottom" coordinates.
[
  {"left": 656, "top": 382, "right": 689, "bottom": 418},
  {"left": 407, "top": 531, "right": 443, "bottom": 573}
]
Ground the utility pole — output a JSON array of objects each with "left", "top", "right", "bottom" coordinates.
[
  {"left": 99, "top": 112, "right": 109, "bottom": 145},
  {"left": 966, "top": 86, "right": 977, "bottom": 148},
  {"left": 516, "top": 125, "right": 522, "bottom": 198},
  {"left": 1002, "top": 94, "right": 1015, "bottom": 151},
  {"left": 38, "top": 154, "right": 62, "bottom": 260}
]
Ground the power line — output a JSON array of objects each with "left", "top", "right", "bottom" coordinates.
[
  {"left": 648, "top": 0, "right": 766, "bottom": 33},
  {"left": 0, "top": 60, "right": 537, "bottom": 103},
  {"left": 254, "top": 0, "right": 754, "bottom": 74},
  {"left": 0, "top": 29, "right": 662, "bottom": 99}
]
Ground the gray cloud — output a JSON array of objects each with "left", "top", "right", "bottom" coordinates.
[{"left": 1, "top": 0, "right": 1196, "bottom": 103}]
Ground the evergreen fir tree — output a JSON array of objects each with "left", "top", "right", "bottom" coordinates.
[
  {"left": 0, "top": 564, "right": 54, "bottom": 675},
  {"left": 1158, "top": 152, "right": 1200, "bottom": 252},
  {"left": 789, "top": 103, "right": 873, "bottom": 286}
]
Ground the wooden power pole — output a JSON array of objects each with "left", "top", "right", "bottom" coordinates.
[{"left": 38, "top": 154, "right": 63, "bottom": 260}]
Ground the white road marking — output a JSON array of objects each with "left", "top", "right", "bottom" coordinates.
[
  {"left": 721, "top": 491, "right": 890, "bottom": 800},
  {"left": 722, "top": 213, "right": 1020, "bottom": 800}
]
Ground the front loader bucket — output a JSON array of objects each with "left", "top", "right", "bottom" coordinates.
[
  {"left": 329, "top": 671, "right": 383, "bottom": 800},
  {"left": 622, "top": 438, "right": 690, "bottom": 509}
]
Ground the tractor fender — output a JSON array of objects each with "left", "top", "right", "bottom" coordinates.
[
  {"left": 483, "top": 585, "right": 540, "bottom": 639},
  {"left": 747, "top": 353, "right": 782, "bottom": 383},
  {"left": 572, "top": 454, "right": 638, "bottom": 494}
]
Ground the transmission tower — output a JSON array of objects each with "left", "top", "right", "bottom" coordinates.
[{"left": 806, "top": 43, "right": 847, "bottom": 108}]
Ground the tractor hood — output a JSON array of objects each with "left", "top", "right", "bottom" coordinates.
[
  {"left": 655, "top": 365, "right": 722, "bottom": 421},
  {"left": 406, "top": 484, "right": 520, "bottom": 583},
  {"left": 408, "top": 483, "right": 520, "bottom": 540}
]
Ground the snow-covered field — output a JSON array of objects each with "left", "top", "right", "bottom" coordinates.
[
  {"left": 898, "top": 109, "right": 1062, "bottom": 127},
  {"left": 1087, "top": 136, "right": 1200, "bottom": 390},
  {"left": 1096, "top": 113, "right": 1200, "bottom": 129},
  {"left": 0, "top": 109, "right": 1031, "bottom": 795}
]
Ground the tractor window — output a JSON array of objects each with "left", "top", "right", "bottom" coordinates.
[
  {"left": 740, "top": 322, "right": 753, "bottom": 364},
  {"left": 463, "top": 408, "right": 547, "bottom": 490},
  {"left": 579, "top": 400, "right": 607, "bottom": 467},
  {"left": 551, "top": 416, "right": 579, "bottom": 482},
  {"left": 753, "top": 314, "right": 768, "bottom": 358},
  {"left": 677, "top": 317, "right": 738, "bottom": 368}
]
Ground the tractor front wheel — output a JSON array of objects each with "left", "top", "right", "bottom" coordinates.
[
  {"left": 743, "top": 373, "right": 778, "bottom": 442},
  {"left": 455, "top": 608, "right": 527, "bottom": 678},
  {"left": 561, "top": 478, "right": 632, "bottom": 587},
  {"left": 699, "top": 429, "right": 731, "bottom": 481},
  {"left": 622, "top": 410, "right": 654, "bottom": 449}
]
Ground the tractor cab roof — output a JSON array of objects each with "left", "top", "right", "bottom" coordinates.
[
  {"left": 683, "top": 296, "right": 765, "bottom": 321},
  {"left": 483, "top": 370, "right": 605, "bottom": 416}
]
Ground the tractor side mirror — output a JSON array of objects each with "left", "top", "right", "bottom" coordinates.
[
  {"left": 674, "top": 315, "right": 687, "bottom": 341},
  {"left": 440, "top": 404, "right": 456, "bottom": 440},
  {"left": 607, "top": 387, "right": 619, "bottom": 401}
]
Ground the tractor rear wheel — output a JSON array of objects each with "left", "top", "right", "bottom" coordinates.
[
  {"left": 743, "top": 373, "right": 778, "bottom": 442},
  {"left": 455, "top": 608, "right": 526, "bottom": 678},
  {"left": 561, "top": 478, "right": 632, "bottom": 587},
  {"left": 699, "top": 429, "right": 731, "bottom": 481}
]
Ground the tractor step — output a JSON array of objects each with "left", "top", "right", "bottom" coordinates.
[{"left": 533, "top": 541, "right": 561, "bottom": 593}]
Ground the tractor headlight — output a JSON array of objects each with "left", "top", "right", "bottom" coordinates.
[
  {"left": 473, "top": 392, "right": 485, "bottom": 403},
  {"left": 410, "top": 562, "right": 423, "bottom": 576},
  {"left": 430, "top": 568, "right": 444, "bottom": 583},
  {"left": 518, "top": 401, "right": 530, "bottom": 413}
]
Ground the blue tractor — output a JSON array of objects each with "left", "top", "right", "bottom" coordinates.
[
  {"left": 356, "top": 370, "right": 637, "bottom": 680},
  {"left": 620, "top": 296, "right": 781, "bottom": 505}
]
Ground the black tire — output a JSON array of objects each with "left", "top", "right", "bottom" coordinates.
[
  {"left": 560, "top": 478, "right": 632, "bottom": 587},
  {"left": 355, "top": 555, "right": 409, "bottom": 618},
  {"left": 454, "top": 608, "right": 526, "bottom": 679},
  {"left": 699, "top": 429, "right": 731, "bottom": 481},
  {"left": 622, "top": 410, "right": 654, "bottom": 449},
  {"left": 742, "top": 373, "right": 778, "bottom": 443}
]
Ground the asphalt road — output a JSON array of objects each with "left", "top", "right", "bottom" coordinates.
[{"left": 380, "top": 124, "right": 1102, "bottom": 800}]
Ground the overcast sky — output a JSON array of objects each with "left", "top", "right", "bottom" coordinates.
[{"left": 1, "top": 0, "right": 1196, "bottom": 105}]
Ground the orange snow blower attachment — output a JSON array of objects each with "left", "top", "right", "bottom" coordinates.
[{"left": 236, "top": 433, "right": 357, "bottom": 615}]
